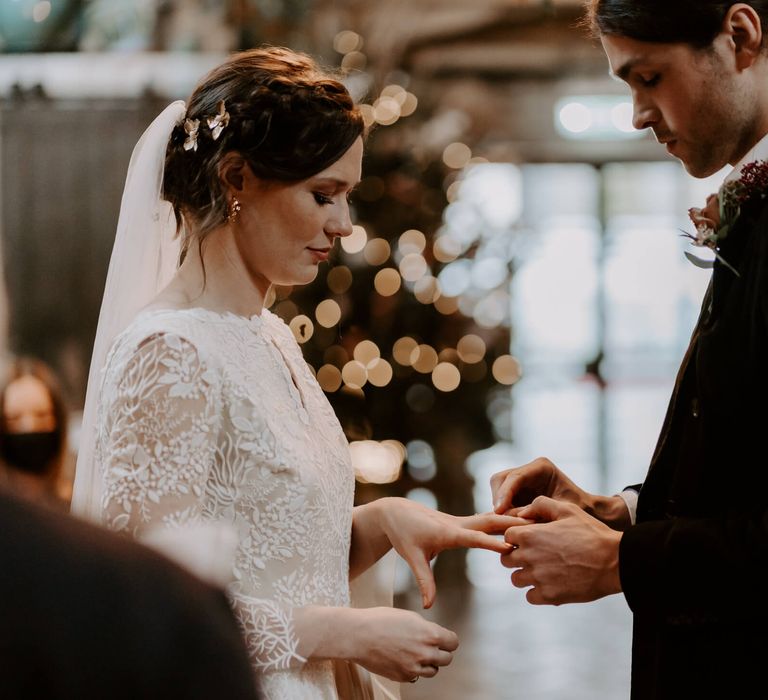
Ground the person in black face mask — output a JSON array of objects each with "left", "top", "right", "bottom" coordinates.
[{"left": 0, "top": 357, "right": 70, "bottom": 508}]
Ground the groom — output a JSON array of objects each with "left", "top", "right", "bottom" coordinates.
[{"left": 492, "top": 1, "right": 768, "bottom": 697}]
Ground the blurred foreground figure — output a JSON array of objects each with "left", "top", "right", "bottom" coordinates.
[
  {"left": 0, "top": 357, "right": 71, "bottom": 508},
  {"left": 0, "top": 489, "right": 259, "bottom": 699}
]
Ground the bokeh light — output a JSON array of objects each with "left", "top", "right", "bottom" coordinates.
[
  {"left": 399, "top": 253, "right": 428, "bottom": 282},
  {"left": 341, "top": 224, "right": 368, "bottom": 254},
  {"left": 412, "top": 344, "right": 438, "bottom": 374},
  {"left": 327, "top": 265, "right": 353, "bottom": 294},
  {"left": 442, "top": 142, "right": 472, "bottom": 169},
  {"left": 406, "top": 384, "right": 435, "bottom": 412},
  {"left": 457, "top": 334, "right": 487, "bottom": 363},
  {"left": 413, "top": 276, "right": 441, "bottom": 304},
  {"left": 492, "top": 355, "right": 523, "bottom": 385},
  {"left": 406, "top": 439, "right": 437, "bottom": 482},
  {"left": 32, "top": 1, "right": 52, "bottom": 22},
  {"left": 350, "top": 440, "right": 403, "bottom": 484},
  {"left": 353, "top": 340, "right": 381, "bottom": 368},
  {"left": 374, "top": 268, "right": 401, "bottom": 296},
  {"left": 289, "top": 315, "right": 314, "bottom": 343},
  {"left": 434, "top": 295, "right": 460, "bottom": 315},
  {"left": 367, "top": 358, "right": 394, "bottom": 387},
  {"left": 432, "top": 362, "right": 461, "bottom": 392},
  {"left": 324, "top": 345, "right": 349, "bottom": 368},
  {"left": 342, "top": 360, "right": 368, "bottom": 389},
  {"left": 333, "top": 30, "right": 363, "bottom": 54},
  {"left": 317, "top": 364, "right": 343, "bottom": 392},
  {"left": 406, "top": 487, "right": 438, "bottom": 510},
  {"left": 315, "top": 299, "right": 342, "bottom": 328},
  {"left": 399, "top": 229, "right": 427, "bottom": 255},
  {"left": 393, "top": 337, "right": 419, "bottom": 366},
  {"left": 341, "top": 51, "right": 367, "bottom": 71},
  {"left": 364, "top": 238, "right": 391, "bottom": 266},
  {"left": 433, "top": 235, "right": 462, "bottom": 264}
]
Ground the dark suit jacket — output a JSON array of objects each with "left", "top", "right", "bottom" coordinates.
[
  {"left": 0, "top": 490, "right": 259, "bottom": 699},
  {"left": 619, "top": 195, "right": 768, "bottom": 698}
]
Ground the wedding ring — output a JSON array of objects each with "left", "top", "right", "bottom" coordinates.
[{"left": 409, "top": 676, "right": 419, "bottom": 683}]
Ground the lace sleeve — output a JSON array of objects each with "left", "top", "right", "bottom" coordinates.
[
  {"left": 99, "top": 332, "right": 221, "bottom": 536},
  {"left": 229, "top": 594, "right": 307, "bottom": 672},
  {"left": 98, "top": 329, "right": 311, "bottom": 674}
]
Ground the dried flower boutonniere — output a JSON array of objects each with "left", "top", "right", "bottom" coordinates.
[{"left": 683, "top": 159, "right": 768, "bottom": 276}]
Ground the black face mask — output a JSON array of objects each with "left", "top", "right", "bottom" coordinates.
[{"left": 0, "top": 431, "right": 60, "bottom": 475}]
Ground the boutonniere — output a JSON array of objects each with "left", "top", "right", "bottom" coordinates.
[{"left": 683, "top": 159, "right": 768, "bottom": 276}]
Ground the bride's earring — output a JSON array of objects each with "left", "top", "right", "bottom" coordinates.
[{"left": 227, "top": 196, "right": 241, "bottom": 223}]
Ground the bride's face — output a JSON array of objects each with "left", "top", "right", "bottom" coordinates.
[{"left": 232, "top": 136, "right": 362, "bottom": 291}]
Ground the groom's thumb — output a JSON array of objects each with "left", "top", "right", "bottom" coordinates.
[{"left": 517, "top": 496, "right": 567, "bottom": 523}]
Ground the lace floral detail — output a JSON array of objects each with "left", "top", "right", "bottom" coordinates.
[
  {"left": 96, "top": 308, "right": 355, "bottom": 696},
  {"left": 232, "top": 595, "right": 306, "bottom": 671}
]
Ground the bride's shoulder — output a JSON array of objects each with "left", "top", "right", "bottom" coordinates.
[{"left": 105, "top": 309, "right": 221, "bottom": 379}]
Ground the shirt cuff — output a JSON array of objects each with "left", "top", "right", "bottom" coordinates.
[{"left": 618, "top": 489, "right": 638, "bottom": 526}]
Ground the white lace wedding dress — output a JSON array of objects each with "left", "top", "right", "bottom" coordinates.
[{"left": 95, "top": 306, "right": 365, "bottom": 699}]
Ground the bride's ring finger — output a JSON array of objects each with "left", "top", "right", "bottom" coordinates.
[{"left": 420, "top": 664, "right": 440, "bottom": 678}]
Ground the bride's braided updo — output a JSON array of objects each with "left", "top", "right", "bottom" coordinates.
[{"left": 163, "top": 46, "right": 364, "bottom": 238}]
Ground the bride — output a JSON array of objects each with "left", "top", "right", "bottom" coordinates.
[{"left": 72, "top": 46, "right": 518, "bottom": 699}]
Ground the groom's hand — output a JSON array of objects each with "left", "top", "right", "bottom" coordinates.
[
  {"left": 490, "top": 457, "right": 589, "bottom": 515},
  {"left": 500, "top": 496, "right": 623, "bottom": 605}
]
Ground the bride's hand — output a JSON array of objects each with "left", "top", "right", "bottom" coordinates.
[
  {"left": 374, "top": 497, "right": 527, "bottom": 608},
  {"left": 347, "top": 607, "right": 458, "bottom": 682}
]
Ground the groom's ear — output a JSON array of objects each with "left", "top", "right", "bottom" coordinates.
[
  {"left": 218, "top": 152, "right": 248, "bottom": 193},
  {"left": 725, "top": 3, "right": 764, "bottom": 69}
]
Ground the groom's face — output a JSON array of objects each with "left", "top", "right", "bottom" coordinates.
[{"left": 602, "top": 33, "right": 756, "bottom": 178}]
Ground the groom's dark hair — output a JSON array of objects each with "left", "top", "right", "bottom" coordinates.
[{"left": 585, "top": 1, "right": 768, "bottom": 48}]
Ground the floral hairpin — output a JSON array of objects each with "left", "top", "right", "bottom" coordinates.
[
  {"left": 207, "top": 100, "right": 230, "bottom": 141},
  {"left": 183, "top": 118, "right": 200, "bottom": 152}
]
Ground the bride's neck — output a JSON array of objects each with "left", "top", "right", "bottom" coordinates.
[{"left": 163, "top": 228, "right": 269, "bottom": 318}]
